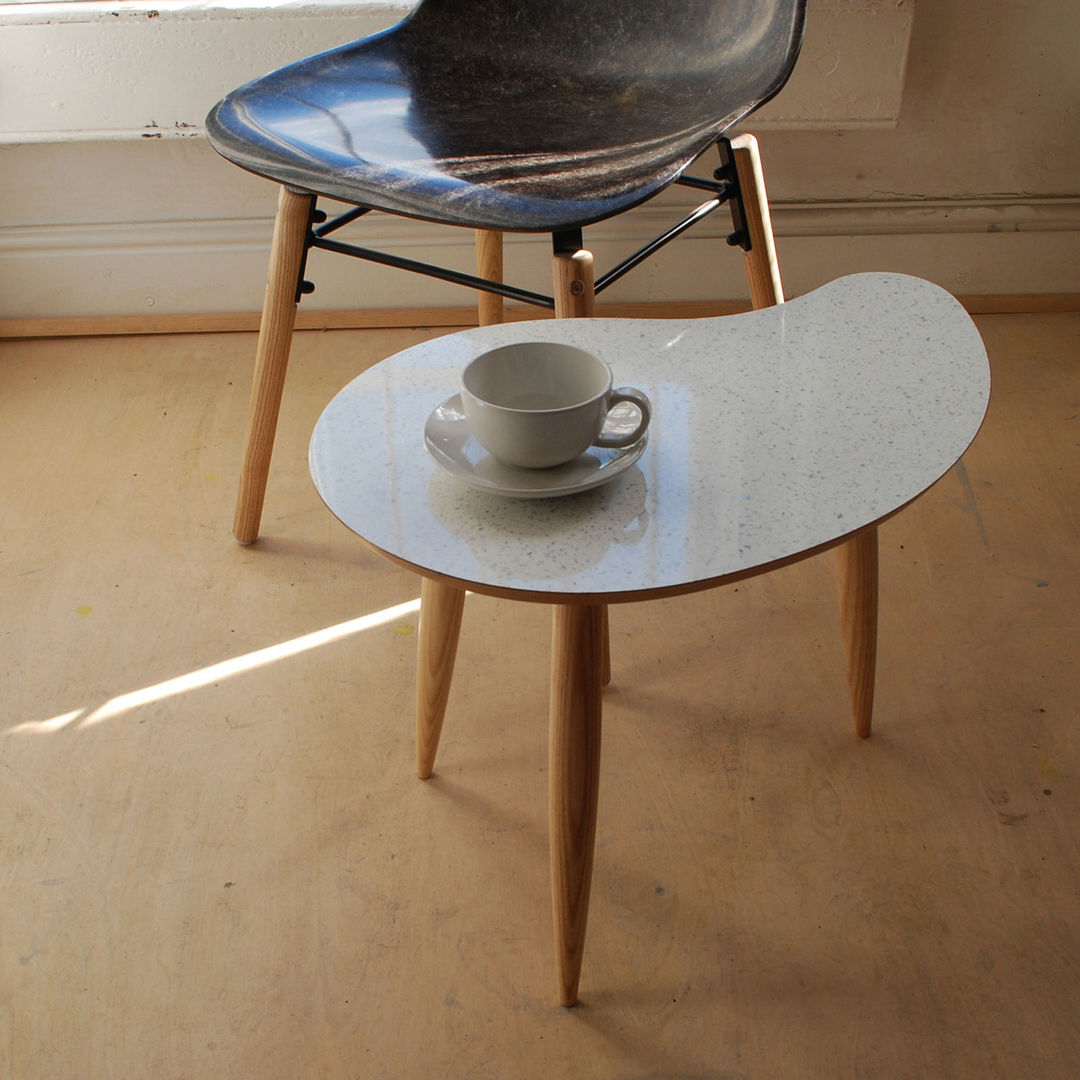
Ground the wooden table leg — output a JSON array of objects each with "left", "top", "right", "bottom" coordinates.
[
  {"left": 600, "top": 605, "right": 612, "bottom": 686},
  {"left": 549, "top": 603, "right": 604, "bottom": 1006},
  {"left": 835, "top": 527, "right": 879, "bottom": 738},
  {"left": 416, "top": 579, "right": 466, "bottom": 779}
]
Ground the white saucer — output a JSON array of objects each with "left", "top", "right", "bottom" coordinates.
[{"left": 423, "top": 394, "right": 648, "bottom": 499}]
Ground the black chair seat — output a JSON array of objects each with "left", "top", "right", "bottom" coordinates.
[
  {"left": 206, "top": 1, "right": 805, "bottom": 232},
  {"left": 210, "top": 0, "right": 806, "bottom": 553}
]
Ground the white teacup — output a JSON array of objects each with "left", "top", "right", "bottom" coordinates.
[{"left": 461, "top": 343, "right": 651, "bottom": 469}]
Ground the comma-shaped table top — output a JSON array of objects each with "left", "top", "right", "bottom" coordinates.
[
  {"left": 309, "top": 272, "right": 990, "bottom": 1005},
  {"left": 311, "top": 273, "right": 989, "bottom": 601}
]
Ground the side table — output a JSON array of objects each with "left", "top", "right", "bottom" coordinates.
[{"left": 309, "top": 272, "right": 990, "bottom": 1004}]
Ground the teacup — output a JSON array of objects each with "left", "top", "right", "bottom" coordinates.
[{"left": 460, "top": 342, "right": 651, "bottom": 469}]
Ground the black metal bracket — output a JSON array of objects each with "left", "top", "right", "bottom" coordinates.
[
  {"left": 715, "top": 136, "right": 752, "bottom": 253},
  {"left": 311, "top": 230, "right": 556, "bottom": 309},
  {"left": 294, "top": 201, "right": 328, "bottom": 303},
  {"left": 595, "top": 187, "right": 728, "bottom": 294},
  {"left": 552, "top": 228, "right": 584, "bottom": 256},
  {"left": 293, "top": 136, "right": 750, "bottom": 307}
]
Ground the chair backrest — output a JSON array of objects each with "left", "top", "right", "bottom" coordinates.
[{"left": 402, "top": 0, "right": 806, "bottom": 141}]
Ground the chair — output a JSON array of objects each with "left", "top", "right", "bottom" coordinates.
[{"left": 206, "top": 0, "right": 807, "bottom": 544}]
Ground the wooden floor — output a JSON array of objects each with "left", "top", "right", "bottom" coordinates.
[{"left": 2, "top": 313, "right": 1078, "bottom": 1079}]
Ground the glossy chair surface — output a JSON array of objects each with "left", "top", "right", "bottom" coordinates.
[{"left": 206, "top": 0, "right": 805, "bottom": 231}]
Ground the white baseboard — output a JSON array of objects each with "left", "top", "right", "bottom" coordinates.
[{"left": 2, "top": 197, "right": 1079, "bottom": 320}]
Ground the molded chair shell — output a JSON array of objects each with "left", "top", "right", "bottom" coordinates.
[
  {"left": 206, "top": 0, "right": 806, "bottom": 231},
  {"left": 207, "top": 0, "right": 804, "bottom": 550}
]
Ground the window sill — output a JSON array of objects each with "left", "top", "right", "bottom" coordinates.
[
  {"left": 0, "top": 0, "right": 409, "bottom": 22},
  {"left": 0, "top": 0, "right": 913, "bottom": 145},
  {"left": 0, "top": 0, "right": 414, "bottom": 143}
]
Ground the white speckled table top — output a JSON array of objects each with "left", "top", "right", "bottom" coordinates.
[{"left": 309, "top": 273, "right": 990, "bottom": 603}]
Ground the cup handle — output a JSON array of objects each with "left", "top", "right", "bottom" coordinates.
[{"left": 594, "top": 387, "right": 651, "bottom": 449}]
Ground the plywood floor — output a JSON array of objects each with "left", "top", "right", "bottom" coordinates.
[{"left": 2, "top": 313, "right": 1078, "bottom": 1079}]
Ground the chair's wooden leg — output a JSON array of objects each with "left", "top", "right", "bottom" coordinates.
[
  {"left": 551, "top": 246, "right": 596, "bottom": 319},
  {"left": 550, "top": 244, "right": 612, "bottom": 683},
  {"left": 835, "top": 527, "right": 879, "bottom": 738},
  {"left": 233, "top": 186, "right": 315, "bottom": 544},
  {"left": 549, "top": 603, "right": 605, "bottom": 1006},
  {"left": 475, "top": 229, "right": 505, "bottom": 326},
  {"left": 729, "top": 137, "right": 878, "bottom": 736},
  {"left": 726, "top": 133, "right": 785, "bottom": 310},
  {"left": 416, "top": 578, "right": 467, "bottom": 779}
]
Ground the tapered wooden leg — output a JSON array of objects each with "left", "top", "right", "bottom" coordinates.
[
  {"left": 551, "top": 246, "right": 596, "bottom": 320},
  {"left": 413, "top": 232, "right": 494, "bottom": 771},
  {"left": 475, "top": 230, "right": 504, "bottom": 326},
  {"left": 835, "top": 528, "right": 879, "bottom": 738},
  {"left": 550, "top": 244, "right": 612, "bottom": 686},
  {"left": 416, "top": 578, "right": 467, "bottom": 779},
  {"left": 233, "top": 186, "right": 315, "bottom": 544},
  {"left": 600, "top": 606, "right": 612, "bottom": 686},
  {"left": 549, "top": 603, "right": 604, "bottom": 1006},
  {"left": 726, "top": 133, "right": 785, "bottom": 310}
]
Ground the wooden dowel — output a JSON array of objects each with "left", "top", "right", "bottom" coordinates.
[
  {"left": 232, "top": 186, "right": 314, "bottom": 544},
  {"left": 600, "top": 605, "right": 612, "bottom": 687},
  {"left": 550, "top": 244, "right": 609, "bottom": 678},
  {"left": 549, "top": 603, "right": 605, "bottom": 1006},
  {"left": 416, "top": 579, "right": 467, "bottom": 778},
  {"left": 551, "top": 248, "right": 596, "bottom": 320},
  {"left": 475, "top": 230, "right": 505, "bottom": 327},
  {"left": 835, "top": 528, "right": 879, "bottom": 738},
  {"left": 727, "top": 133, "right": 784, "bottom": 310}
]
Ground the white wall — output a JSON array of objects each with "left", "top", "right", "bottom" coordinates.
[{"left": 1, "top": 0, "right": 1077, "bottom": 322}]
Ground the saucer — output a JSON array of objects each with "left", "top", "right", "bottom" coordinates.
[{"left": 423, "top": 394, "right": 648, "bottom": 499}]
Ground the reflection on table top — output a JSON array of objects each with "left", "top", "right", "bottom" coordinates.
[{"left": 309, "top": 273, "right": 990, "bottom": 603}]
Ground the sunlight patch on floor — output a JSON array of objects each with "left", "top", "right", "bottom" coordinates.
[{"left": 8, "top": 597, "right": 422, "bottom": 735}]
